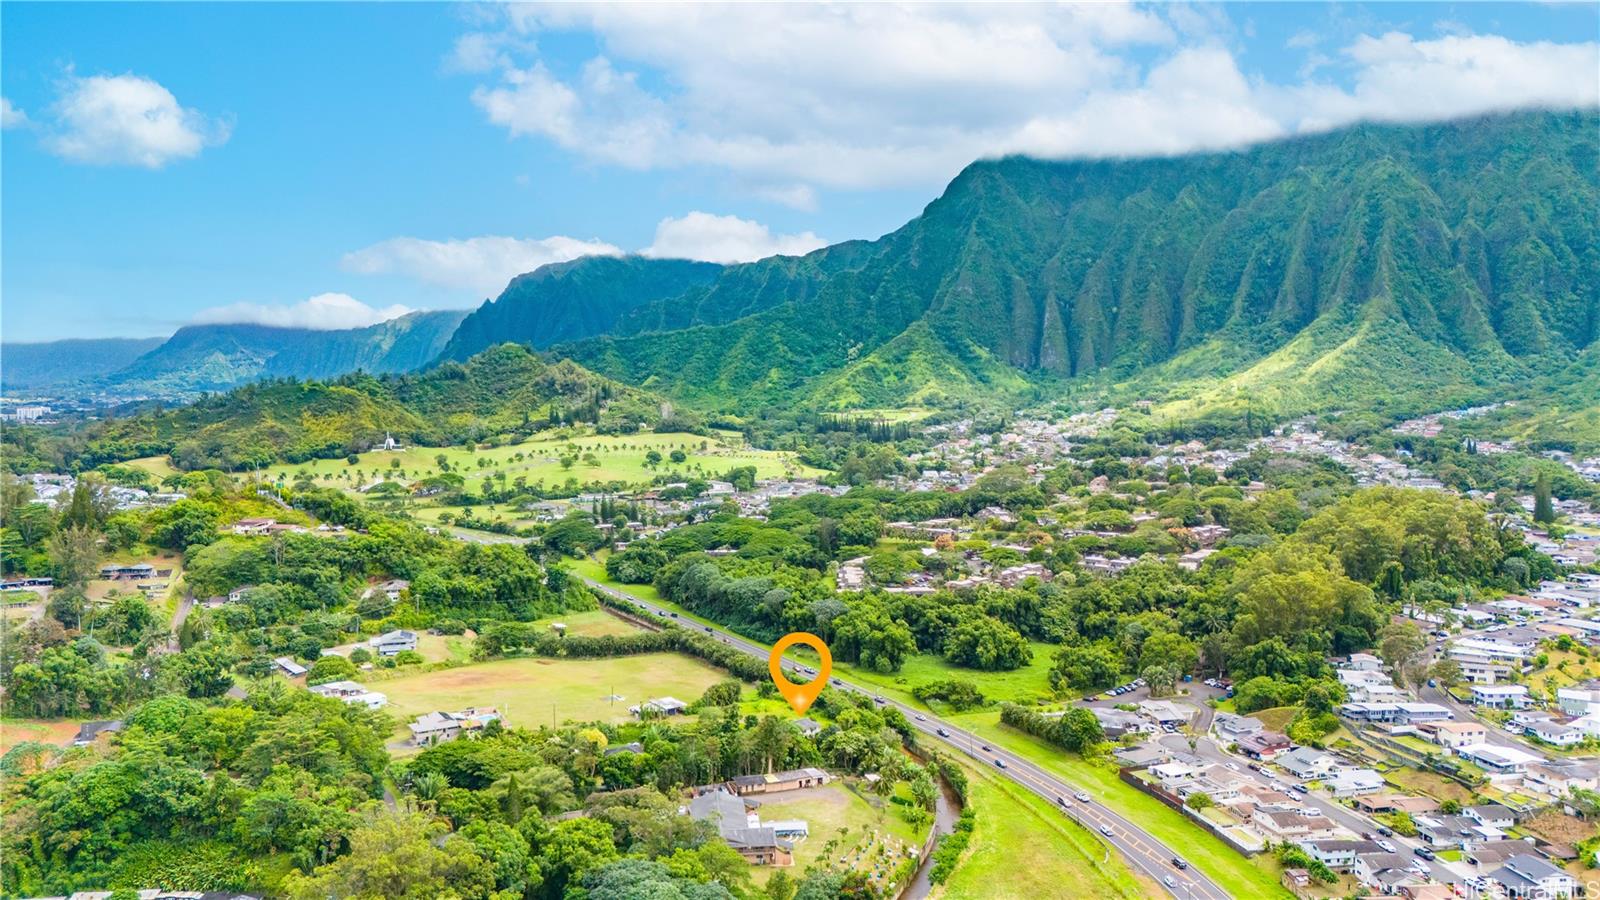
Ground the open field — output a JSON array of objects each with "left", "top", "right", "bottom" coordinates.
[
  {"left": 258, "top": 429, "right": 819, "bottom": 492},
  {"left": 1, "top": 718, "right": 83, "bottom": 755},
  {"left": 375, "top": 652, "right": 728, "bottom": 733},
  {"left": 749, "top": 782, "right": 924, "bottom": 887},
  {"left": 832, "top": 643, "right": 1059, "bottom": 707},
  {"left": 947, "top": 708, "right": 1291, "bottom": 898},
  {"left": 934, "top": 757, "right": 1152, "bottom": 900},
  {"left": 124, "top": 456, "right": 182, "bottom": 479}
]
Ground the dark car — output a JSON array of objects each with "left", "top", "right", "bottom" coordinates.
[
  {"left": 704, "top": 626, "right": 714, "bottom": 633},
  {"left": 936, "top": 728, "right": 949, "bottom": 737},
  {"left": 1171, "top": 857, "right": 1188, "bottom": 870},
  {"left": 981, "top": 744, "right": 991, "bottom": 752},
  {"left": 993, "top": 758, "right": 1006, "bottom": 769},
  {"left": 831, "top": 678, "right": 843, "bottom": 686}
]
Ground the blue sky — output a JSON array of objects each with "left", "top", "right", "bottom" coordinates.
[{"left": 3, "top": 2, "right": 1596, "bottom": 341}]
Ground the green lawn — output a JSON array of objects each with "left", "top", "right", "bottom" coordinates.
[
  {"left": 258, "top": 429, "right": 818, "bottom": 492},
  {"left": 831, "top": 644, "right": 1059, "bottom": 708},
  {"left": 947, "top": 709, "right": 1291, "bottom": 899},
  {"left": 935, "top": 757, "right": 1151, "bottom": 900},
  {"left": 375, "top": 653, "right": 728, "bottom": 735},
  {"left": 750, "top": 782, "right": 924, "bottom": 889}
]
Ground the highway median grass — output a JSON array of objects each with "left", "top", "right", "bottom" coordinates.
[
  {"left": 947, "top": 709, "right": 1291, "bottom": 899},
  {"left": 934, "top": 756, "right": 1151, "bottom": 900}
]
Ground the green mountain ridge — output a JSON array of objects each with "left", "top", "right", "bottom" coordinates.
[
  {"left": 53, "top": 344, "right": 664, "bottom": 471},
  {"left": 546, "top": 109, "right": 1596, "bottom": 416}
]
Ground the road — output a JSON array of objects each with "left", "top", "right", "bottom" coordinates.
[{"left": 581, "top": 576, "right": 1231, "bottom": 900}]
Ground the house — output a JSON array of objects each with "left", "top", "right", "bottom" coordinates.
[
  {"left": 1214, "top": 713, "right": 1264, "bottom": 741},
  {"left": 1138, "top": 699, "right": 1190, "bottom": 725},
  {"left": 1090, "top": 707, "right": 1147, "bottom": 738},
  {"left": 1353, "top": 794, "right": 1439, "bottom": 815},
  {"left": 1523, "top": 758, "right": 1600, "bottom": 797},
  {"left": 71, "top": 719, "right": 125, "bottom": 746},
  {"left": 1413, "top": 814, "right": 1484, "bottom": 849},
  {"left": 1346, "top": 652, "right": 1384, "bottom": 671},
  {"left": 794, "top": 717, "right": 822, "bottom": 737},
  {"left": 99, "top": 563, "right": 156, "bottom": 581},
  {"left": 1472, "top": 684, "right": 1532, "bottom": 709},
  {"left": 727, "top": 767, "right": 830, "bottom": 796},
  {"left": 1393, "top": 702, "right": 1451, "bottom": 725},
  {"left": 1457, "top": 743, "right": 1543, "bottom": 775},
  {"left": 1420, "top": 720, "right": 1487, "bottom": 749},
  {"left": 1278, "top": 747, "right": 1337, "bottom": 779},
  {"left": 1529, "top": 719, "right": 1583, "bottom": 747},
  {"left": 409, "top": 708, "right": 501, "bottom": 746},
  {"left": 996, "top": 563, "right": 1052, "bottom": 587},
  {"left": 1298, "top": 839, "right": 1383, "bottom": 870},
  {"left": 1325, "top": 768, "right": 1385, "bottom": 798},
  {"left": 308, "top": 680, "right": 388, "bottom": 709},
  {"left": 1489, "top": 854, "right": 1578, "bottom": 898},
  {"left": 1556, "top": 684, "right": 1600, "bottom": 717},
  {"left": 366, "top": 579, "right": 410, "bottom": 602},
  {"left": 369, "top": 629, "right": 418, "bottom": 657},
  {"left": 1353, "top": 851, "right": 1416, "bottom": 891},
  {"left": 1465, "top": 804, "right": 1516, "bottom": 829},
  {"left": 686, "top": 788, "right": 794, "bottom": 866},
  {"left": 1237, "top": 731, "right": 1292, "bottom": 759},
  {"left": 227, "top": 584, "right": 258, "bottom": 604},
  {"left": 232, "top": 517, "right": 277, "bottom": 535},
  {"left": 630, "top": 697, "right": 689, "bottom": 718},
  {"left": 272, "top": 656, "right": 307, "bottom": 677},
  {"left": 1251, "top": 810, "right": 1339, "bottom": 843}
]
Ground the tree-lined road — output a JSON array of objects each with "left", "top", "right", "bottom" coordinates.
[{"left": 581, "top": 576, "right": 1233, "bottom": 900}]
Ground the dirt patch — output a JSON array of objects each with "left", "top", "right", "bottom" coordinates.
[{"left": 1523, "top": 811, "right": 1596, "bottom": 845}]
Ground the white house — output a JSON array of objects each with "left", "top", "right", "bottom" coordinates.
[
  {"left": 1471, "top": 684, "right": 1531, "bottom": 709},
  {"left": 1325, "top": 768, "right": 1386, "bottom": 798},
  {"left": 1278, "top": 747, "right": 1337, "bottom": 779},
  {"left": 409, "top": 707, "right": 500, "bottom": 745},
  {"left": 370, "top": 629, "right": 418, "bottom": 657},
  {"left": 309, "top": 680, "right": 388, "bottom": 709},
  {"left": 1489, "top": 854, "right": 1578, "bottom": 898},
  {"left": 1557, "top": 684, "right": 1600, "bottom": 717}
]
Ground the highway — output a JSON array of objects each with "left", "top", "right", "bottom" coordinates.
[{"left": 581, "top": 576, "right": 1234, "bottom": 900}]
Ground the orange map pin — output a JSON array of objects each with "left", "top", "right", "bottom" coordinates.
[{"left": 768, "top": 632, "right": 832, "bottom": 715}]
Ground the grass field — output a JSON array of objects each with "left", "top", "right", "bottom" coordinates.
[
  {"left": 376, "top": 653, "right": 728, "bottom": 734},
  {"left": 0, "top": 718, "right": 83, "bottom": 755},
  {"left": 832, "top": 643, "right": 1059, "bottom": 708},
  {"left": 946, "top": 709, "right": 1291, "bottom": 898},
  {"left": 258, "top": 429, "right": 819, "bottom": 492},
  {"left": 935, "top": 757, "right": 1152, "bottom": 900},
  {"left": 124, "top": 456, "right": 181, "bottom": 479},
  {"left": 750, "top": 782, "right": 924, "bottom": 888}
]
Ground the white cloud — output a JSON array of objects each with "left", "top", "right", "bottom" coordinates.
[
  {"left": 641, "top": 212, "right": 825, "bottom": 264},
  {"left": 44, "top": 73, "right": 229, "bottom": 167},
  {"left": 191, "top": 293, "right": 411, "bottom": 331},
  {"left": 0, "top": 97, "right": 27, "bottom": 129},
  {"left": 341, "top": 234, "right": 622, "bottom": 294},
  {"left": 457, "top": 5, "right": 1598, "bottom": 196}
]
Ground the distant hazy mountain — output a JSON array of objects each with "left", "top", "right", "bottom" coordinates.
[
  {"left": 1, "top": 338, "right": 166, "bottom": 392},
  {"left": 532, "top": 109, "right": 1597, "bottom": 417},
  {"left": 436, "top": 256, "right": 724, "bottom": 362},
  {"left": 97, "top": 310, "right": 469, "bottom": 395}
]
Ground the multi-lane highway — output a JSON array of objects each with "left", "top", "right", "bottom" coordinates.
[{"left": 581, "top": 576, "right": 1233, "bottom": 900}]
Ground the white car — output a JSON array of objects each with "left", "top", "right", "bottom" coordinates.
[
  {"left": 1224, "top": 762, "right": 1240, "bottom": 772},
  {"left": 1304, "top": 807, "right": 1321, "bottom": 817},
  {"left": 1377, "top": 840, "right": 1397, "bottom": 853},
  {"left": 1099, "top": 824, "right": 1114, "bottom": 837}
]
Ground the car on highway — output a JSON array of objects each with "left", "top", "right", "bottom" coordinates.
[
  {"left": 668, "top": 612, "right": 678, "bottom": 618},
  {"left": 1163, "top": 876, "right": 1177, "bottom": 889},
  {"left": 936, "top": 727, "right": 949, "bottom": 737},
  {"left": 704, "top": 626, "right": 714, "bottom": 633},
  {"left": 873, "top": 696, "right": 887, "bottom": 704},
  {"left": 1056, "top": 796, "right": 1071, "bottom": 807},
  {"left": 1170, "top": 857, "right": 1188, "bottom": 870},
  {"left": 1074, "top": 791, "right": 1091, "bottom": 803},
  {"left": 914, "top": 714, "right": 926, "bottom": 722},
  {"left": 831, "top": 678, "right": 843, "bottom": 686},
  {"left": 1098, "top": 824, "right": 1114, "bottom": 837},
  {"left": 980, "top": 744, "right": 990, "bottom": 752},
  {"left": 993, "top": 758, "right": 1006, "bottom": 769}
]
